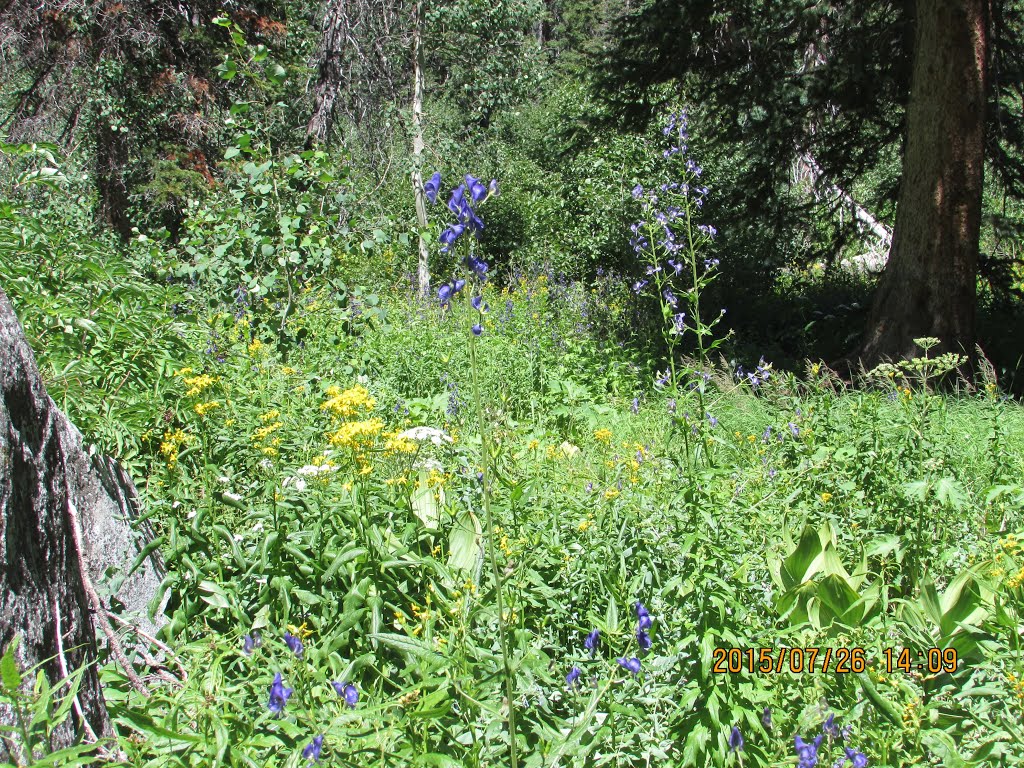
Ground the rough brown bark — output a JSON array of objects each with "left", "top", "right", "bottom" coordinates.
[
  {"left": 859, "top": 0, "right": 988, "bottom": 368},
  {"left": 306, "top": 0, "right": 348, "bottom": 147},
  {"left": 0, "top": 288, "right": 111, "bottom": 755}
]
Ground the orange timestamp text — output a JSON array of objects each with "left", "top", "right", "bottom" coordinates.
[{"left": 712, "top": 647, "right": 960, "bottom": 675}]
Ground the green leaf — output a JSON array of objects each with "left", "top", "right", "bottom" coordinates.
[
  {"left": 367, "top": 633, "right": 445, "bottom": 664},
  {"left": 1, "top": 637, "right": 22, "bottom": 693},
  {"left": 198, "top": 580, "right": 232, "bottom": 610},
  {"left": 412, "top": 470, "right": 441, "bottom": 529},
  {"left": 448, "top": 510, "right": 482, "bottom": 573}
]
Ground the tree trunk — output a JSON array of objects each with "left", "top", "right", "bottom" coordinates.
[
  {"left": 411, "top": 0, "right": 431, "bottom": 297},
  {"left": 0, "top": 288, "right": 111, "bottom": 756},
  {"left": 306, "top": 0, "right": 348, "bottom": 147},
  {"left": 858, "top": 0, "right": 987, "bottom": 368}
]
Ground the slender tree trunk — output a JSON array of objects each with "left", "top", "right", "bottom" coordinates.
[
  {"left": 306, "top": 0, "right": 348, "bottom": 147},
  {"left": 859, "top": 0, "right": 987, "bottom": 368},
  {"left": 0, "top": 289, "right": 111, "bottom": 757},
  {"left": 411, "top": 0, "right": 431, "bottom": 297}
]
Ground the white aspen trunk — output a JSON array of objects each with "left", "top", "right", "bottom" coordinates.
[{"left": 411, "top": 0, "right": 430, "bottom": 297}]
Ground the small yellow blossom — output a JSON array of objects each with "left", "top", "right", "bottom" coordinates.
[
  {"left": 594, "top": 428, "right": 613, "bottom": 443},
  {"left": 248, "top": 339, "right": 264, "bottom": 355},
  {"left": 578, "top": 519, "right": 594, "bottom": 532},
  {"left": 182, "top": 374, "right": 218, "bottom": 397},
  {"left": 260, "top": 409, "right": 281, "bottom": 422},
  {"left": 527, "top": 439, "right": 540, "bottom": 451},
  {"left": 820, "top": 492, "right": 833, "bottom": 503},
  {"left": 604, "top": 487, "right": 620, "bottom": 500},
  {"left": 193, "top": 401, "right": 220, "bottom": 416},
  {"left": 287, "top": 622, "right": 313, "bottom": 640}
]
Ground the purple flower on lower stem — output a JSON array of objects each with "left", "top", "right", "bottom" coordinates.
[
  {"left": 795, "top": 735, "right": 824, "bottom": 768},
  {"left": 761, "top": 707, "right": 772, "bottom": 729},
  {"left": 844, "top": 747, "right": 868, "bottom": 768},
  {"left": 789, "top": 421, "right": 800, "bottom": 437},
  {"left": 332, "top": 681, "right": 358, "bottom": 707},
  {"left": 631, "top": 398, "right": 640, "bottom": 414},
  {"left": 268, "top": 672, "right": 292, "bottom": 714},
  {"left": 438, "top": 283, "right": 453, "bottom": 306},
  {"left": 617, "top": 657, "right": 641, "bottom": 675},
  {"left": 453, "top": 278, "right": 466, "bottom": 293},
  {"left": 242, "top": 631, "right": 261, "bottom": 655},
  {"left": 302, "top": 734, "right": 324, "bottom": 763},
  {"left": 472, "top": 324, "right": 483, "bottom": 336},
  {"left": 822, "top": 713, "right": 840, "bottom": 738},
  {"left": 424, "top": 172, "right": 441, "bottom": 204},
  {"left": 632, "top": 279, "right": 648, "bottom": 294},
  {"left": 729, "top": 726, "right": 744, "bottom": 752},
  {"left": 636, "top": 629, "right": 652, "bottom": 651},
  {"left": 635, "top": 601, "right": 652, "bottom": 630},
  {"left": 584, "top": 629, "right": 600, "bottom": 657},
  {"left": 566, "top": 666, "right": 582, "bottom": 689},
  {"left": 284, "top": 632, "right": 303, "bottom": 658}
]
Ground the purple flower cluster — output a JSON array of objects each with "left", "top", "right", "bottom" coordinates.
[
  {"left": 735, "top": 357, "right": 773, "bottom": 390},
  {"left": 567, "top": 600, "right": 654, "bottom": 691}
]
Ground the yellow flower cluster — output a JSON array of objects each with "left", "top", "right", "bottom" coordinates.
[
  {"left": 181, "top": 374, "right": 218, "bottom": 397},
  {"left": 159, "top": 428, "right": 193, "bottom": 468},
  {"left": 383, "top": 434, "right": 418, "bottom": 454},
  {"left": 328, "top": 418, "right": 384, "bottom": 448},
  {"left": 193, "top": 401, "right": 220, "bottom": 416},
  {"left": 253, "top": 415, "right": 283, "bottom": 457},
  {"left": 321, "top": 384, "right": 376, "bottom": 418},
  {"left": 594, "top": 428, "right": 613, "bottom": 443}
]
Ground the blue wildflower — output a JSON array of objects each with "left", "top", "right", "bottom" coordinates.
[
  {"left": 584, "top": 629, "right": 600, "bottom": 657},
  {"left": 844, "top": 747, "right": 868, "bottom": 768},
  {"left": 489, "top": 179, "right": 499, "bottom": 197},
  {"left": 788, "top": 422, "right": 799, "bottom": 437},
  {"left": 424, "top": 172, "right": 441, "bottom": 204},
  {"left": 566, "top": 666, "right": 582, "bottom": 689},
  {"left": 761, "top": 707, "right": 772, "bottom": 729},
  {"left": 822, "top": 714, "right": 839, "bottom": 738},
  {"left": 453, "top": 278, "right": 466, "bottom": 293},
  {"left": 471, "top": 295, "right": 489, "bottom": 313},
  {"left": 795, "top": 735, "right": 823, "bottom": 768},
  {"left": 662, "top": 288, "right": 679, "bottom": 308},
  {"left": 632, "top": 279, "right": 648, "bottom": 294},
  {"left": 472, "top": 324, "right": 483, "bottom": 336},
  {"left": 302, "top": 734, "right": 324, "bottom": 763},
  {"left": 631, "top": 398, "right": 640, "bottom": 414},
  {"left": 632, "top": 184, "right": 644, "bottom": 199},
  {"left": 284, "top": 632, "right": 303, "bottom": 658},
  {"left": 636, "top": 629, "right": 652, "bottom": 651},
  {"left": 465, "top": 174, "right": 488, "bottom": 204},
  {"left": 438, "top": 283, "right": 453, "bottom": 306},
  {"left": 729, "top": 726, "right": 744, "bottom": 752},
  {"left": 268, "top": 672, "right": 292, "bottom": 714},
  {"left": 617, "top": 657, "right": 641, "bottom": 675},
  {"left": 635, "top": 601, "right": 652, "bottom": 630},
  {"left": 242, "top": 631, "right": 261, "bottom": 655}
]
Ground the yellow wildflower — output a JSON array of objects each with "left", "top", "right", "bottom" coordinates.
[
  {"left": 820, "top": 492, "right": 833, "bottom": 503},
  {"left": 321, "top": 384, "right": 376, "bottom": 418},
  {"left": 594, "top": 428, "right": 612, "bottom": 443},
  {"left": 327, "top": 418, "right": 384, "bottom": 448},
  {"left": 193, "top": 401, "right": 220, "bottom": 416},
  {"left": 604, "top": 487, "right": 620, "bottom": 500},
  {"left": 182, "top": 374, "right": 217, "bottom": 397}
]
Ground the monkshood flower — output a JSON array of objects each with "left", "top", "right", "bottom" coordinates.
[
  {"left": 617, "top": 657, "right": 642, "bottom": 674},
  {"left": 635, "top": 601, "right": 653, "bottom": 630},
  {"left": 795, "top": 734, "right": 824, "bottom": 768},
  {"left": 566, "top": 666, "right": 582, "bottom": 689},
  {"left": 242, "top": 631, "right": 261, "bottom": 655},
  {"left": 636, "top": 629, "right": 652, "bottom": 651},
  {"left": 284, "top": 632, "right": 304, "bottom": 658},
  {"left": 302, "top": 734, "right": 324, "bottom": 763},
  {"left": 584, "top": 628, "right": 600, "bottom": 656},
  {"left": 424, "top": 171, "right": 441, "bottom": 204},
  {"left": 268, "top": 672, "right": 293, "bottom": 714},
  {"left": 729, "top": 726, "right": 744, "bottom": 752},
  {"left": 822, "top": 713, "right": 840, "bottom": 738},
  {"left": 844, "top": 747, "right": 868, "bottom": 768},
  {"left": 761, "top": 707, "right": 773, "bottom": 729},
  {"left": 333, "top": 681, "right": 359, "bottom": 707}
]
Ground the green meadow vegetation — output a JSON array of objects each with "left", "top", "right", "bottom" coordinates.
[{"left": 2, "top": 2, "right": 1024, "bottom": 766}]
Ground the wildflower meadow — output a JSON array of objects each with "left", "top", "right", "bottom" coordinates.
[{"left": 2, "top": 17, "right": 1024, "bottom": 767}]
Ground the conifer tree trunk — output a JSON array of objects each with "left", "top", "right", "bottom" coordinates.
[{"left": 859, "top": 0, "right": 988, "bottom": 368}]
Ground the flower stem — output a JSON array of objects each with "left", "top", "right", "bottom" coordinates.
[{"left": 467, "top": 332, "right": 519, "bottom": 768}]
